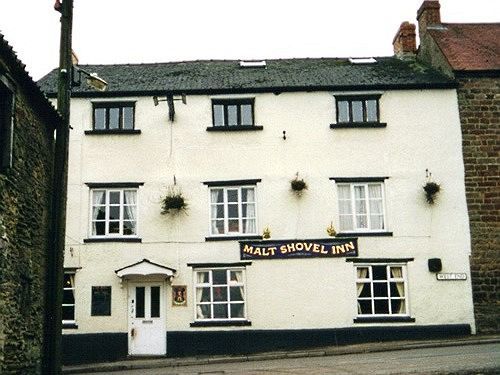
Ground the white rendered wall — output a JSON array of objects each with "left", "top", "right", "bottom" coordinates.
[{"left": 61, "top": 89, "right": 475, "bottom": 334}]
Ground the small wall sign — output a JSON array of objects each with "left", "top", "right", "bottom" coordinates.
[
  {"left": 172, "top": 285, "right": 187, "bottom": 306},
  {"left": 436, "top": 273, "right": 467, "bottom": 281},
  {"left": 240, "top": 238, "right": 358, "bottom": 260}
]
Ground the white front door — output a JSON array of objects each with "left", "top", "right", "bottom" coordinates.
[{"left": 128, "top": 282, "right": 166, "bottom": 355}]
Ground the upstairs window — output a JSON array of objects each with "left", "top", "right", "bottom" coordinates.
[
  {"left": 93, "top": 102, "right": 135, "bottom": 131},
  {"left": 212, "top": 99, "right": 254, "bottom": 128},
  {"left": 333, "top": 95, "right": 384, "bottom": 128},
  {"left": 91, "top": 188, "right": 138, "bottom": 237},
  {"left": 209, "top": 186, "right": 257, "bottom": 236},
  {"left": 337, "top": 182, "right": 386, "bottom": 232},
  {"left": 0, "top": 77, "right": 14, "bottom": 170}
]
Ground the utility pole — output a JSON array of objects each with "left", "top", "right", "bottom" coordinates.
[{"left": 43, "top": 0, "right": 73, "bottom": 373}]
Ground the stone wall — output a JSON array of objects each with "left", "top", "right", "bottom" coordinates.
[
  {"left": 0, "top": 82, "right": 54, "bottom": 372},
  {"left": 457, "top": 76, "right": 500, "bottom": 333}
]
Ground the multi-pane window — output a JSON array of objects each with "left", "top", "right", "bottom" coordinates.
[
  {"left": 209, "top": 186, "right": 256, "bottom": 236},
  {"left": 0, "top": 78, "right": 14, "bottom": 169},
  {"left": 195, "top": 269, "right": 246, "bottom": 321},
  {"left": 91, "top": 286, "right": 111, "bottom": 316},
  {"left": 356, "top": 264, "right": 408, "bottom": 316},
  {"left": 93, "top": 102, "right": 135, "bottom": 131},
  {"left": 63, "top": 272, "right": 76, "bottom": 324},
  {"left": 337, "top": 182, "right": 385, "bottom": 232},
  {"left": 212, "top": 99, "right": 254, "bottom": 127},
  {"left": 336, "top": 96, "right": 380, "bottom": 124},
  {"left": 91, "top": 188, "right": 137, "bottom": 237}
]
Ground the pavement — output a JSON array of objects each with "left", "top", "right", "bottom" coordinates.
[{"left": 62, "top": 334, "right": 500, "bottom": 374}]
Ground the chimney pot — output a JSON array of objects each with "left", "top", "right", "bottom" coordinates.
[
  {"left": 417, "top": 0, "right": 441, "bottom": 40},
  {"left": 393, "top": 21, "right": 417, "bottom": 59}
]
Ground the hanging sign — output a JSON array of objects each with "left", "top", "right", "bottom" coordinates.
[{"left": 240, "top": 238, "right": 358, "bottom": 260}]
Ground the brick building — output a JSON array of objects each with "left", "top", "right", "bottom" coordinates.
[
  {"left": 0, "top": 33, "right": 61, "bottom": 373},
  {"left": 416, "top": 0, "right": 500, "bottom": 333}
]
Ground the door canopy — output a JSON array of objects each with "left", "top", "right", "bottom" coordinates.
[{"left": 115, "top": 258, "right": 176, "bottom": 280}]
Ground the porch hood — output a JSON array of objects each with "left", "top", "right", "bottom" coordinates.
[{"left": 115, "top": 258, "right": 176, "bottom": 279}]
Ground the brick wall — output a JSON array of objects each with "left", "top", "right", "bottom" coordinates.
[
  {"left": 0, "top": 84, "right": 54, "bottom": 372},
  {"left": 457, "top": 76, "right": 500, "bottom": 333}
]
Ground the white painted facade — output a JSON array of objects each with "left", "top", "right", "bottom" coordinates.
[{"left": 60, "top": 88, "right": 475, "bottom": 357}]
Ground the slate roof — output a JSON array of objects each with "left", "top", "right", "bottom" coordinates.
[
  {"left": 0, "top": 33, "right": 62, "bottom": 126},
  {"left": 428, "top": 23, "right": 500, "bottom": 71},
  {"left": 37, "top": 57, "right": 455, "bottom": 97}
]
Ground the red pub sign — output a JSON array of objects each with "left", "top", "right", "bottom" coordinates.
[{"left": 239, "top": 238, "right": 358, "bottom": 260}]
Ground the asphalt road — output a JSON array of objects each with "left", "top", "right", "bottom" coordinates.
[{"left": 84, "top": 343, "right": 500, "bottom": 374}]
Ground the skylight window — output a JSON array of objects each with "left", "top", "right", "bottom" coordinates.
[
  {"left": 349, "top": 57, "right": 377, "bottom": 64},
  {"left": 239, "top": 60, "right": 267, "bottom": 68}
]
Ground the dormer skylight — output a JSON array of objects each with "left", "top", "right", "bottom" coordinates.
[
  {"left": 348, "top": 57, "right": 377, "bottom": 64},
  {"left": 239, "top": 60, "right": 267, "bottom": 68}
]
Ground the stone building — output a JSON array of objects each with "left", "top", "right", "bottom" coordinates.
[
  {"left": 39, "top": 50, "right": 475, "bottom": 364},
  {"left": 0, "top": 33, "right": 61, "bottom": 373},
  {"left": 415, "top": 0, "right": 500, "bottom": 333}
]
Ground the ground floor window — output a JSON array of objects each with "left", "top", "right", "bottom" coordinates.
[
  {"left": 194, "top": 268, "right": 246, "bottom": 321},
  {"left": 355, "top": 264, "right": 408, "bottom": 316},
  {"left": 91, "top": 286, "right": 112, "bottom": 316},
  {"left": 63, "top": 272, "right": 76, "bottom": 324}
]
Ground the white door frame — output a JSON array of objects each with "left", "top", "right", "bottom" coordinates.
[{"left": 127, "top": 280, "right": 167, "bottom": 356}]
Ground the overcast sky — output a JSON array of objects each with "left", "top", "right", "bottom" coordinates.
[{"left": 0, "top": 0, "right": 499, "bottom": 80}]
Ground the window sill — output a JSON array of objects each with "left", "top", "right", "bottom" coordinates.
[
  {"left": 190, "top": 320, "right": 252, "bottom": 327},
  {"left": 205, "top": 235, "right": 263, "bottom": 242},
  {"left": 353, "top": 316, "right": 415, "bottom": 324},
  {"left": 330, "top": 122, "right": 387, "bottom": 129},
  {"left": 84, "top": 237, "right": 142, "bottom": 243},
  {"left": 206, "top": 125, "right": 263, "bottom": 132},
  {"left": 336, "top": 232, "right": 393, "bottom": 237},
  {"left": 62, "top": 323, "right": 79, "bottom": 329},
  {"left": 84, "top": 129, "right": 141, "bottom": 135}
]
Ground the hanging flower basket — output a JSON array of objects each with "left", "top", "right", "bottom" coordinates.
[
  {"left": 161, "top": 187, "right": 188, "bottom": 214},
  {"left": 290, "top": 173, "right": 307, "bottom": 194},
  {"left": 423, "top": 181, "right": 440, "bottom": 204}
]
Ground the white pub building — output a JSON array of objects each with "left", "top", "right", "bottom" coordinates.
[{"left": 39, "top": 45, "right": 475, "bottom": 364}]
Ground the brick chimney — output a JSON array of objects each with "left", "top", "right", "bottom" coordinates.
[
  {"left": 393, "top": 22, "right": 417, "bottom": 59},
  {"left": 417, "top": 0, "right": 441, "bottom": 41}
]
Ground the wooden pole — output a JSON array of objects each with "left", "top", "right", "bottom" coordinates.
[{"left": 43, "top": 0, "right": 73, "bottom": 373}]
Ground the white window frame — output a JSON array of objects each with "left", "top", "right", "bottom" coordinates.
[
  {"left": 193, "top": 268, "right": 247, "bottom": 322},
  {"left": 89, "top": 188, "right": 138, "bottom": 238},
  {"left": 208, "top": 186, "right": 257, "bottom": 236},
  {"left": 355, "top": 263, "right": 409, "bottom": 317},
  {"left": 337, "top": 182, "right": 387, "bottom": 232},
  {"left": 63, "top": 271, "right": 76, "bottom": 324}
]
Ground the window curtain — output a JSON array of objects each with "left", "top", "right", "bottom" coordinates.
[
  {"left": 196, "top": 272, "right": 209, "bottom": 319},
  {"left": 243, "top": 189, "right": 256, "bottom": 234},
  {"left": 390, "top": 267, "right": 405, "bottom": 313},
  {"left": 124, "top": 191, "right": 136, "bottom": 233},
  {"left": 356, "top": 268, "right": 368, "bottom": 314},
  {"left": 368, "top": 184, "right": 384, "bottom": 229},
  {"left": 92, "top": 191, "right": 105, "bottom": 234},
  {"left": 234, "top": 270, "right": 244, "bottom": 299},
  {"left": 210, "top": 190, "right": 221, "bottom": 234}
]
